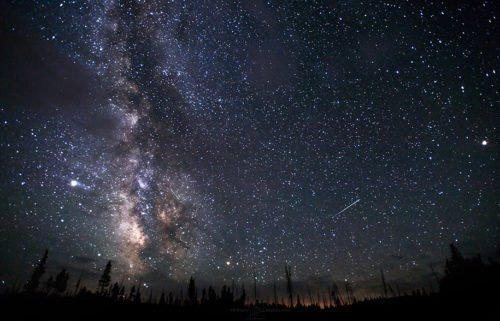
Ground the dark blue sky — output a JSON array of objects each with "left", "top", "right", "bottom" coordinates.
[{"left": 0, "top": 0, "right": 498, "bottom": 297}]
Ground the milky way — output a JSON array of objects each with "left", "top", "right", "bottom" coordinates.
[
  {"left": 87, "top": 1, "right": 225, "bottom": 278},
  {"left": 0, "top": 0, "right": 498, "bottom": 294}
]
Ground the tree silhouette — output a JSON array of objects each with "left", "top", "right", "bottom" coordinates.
[
  {"left": 208, "top": 286, "right": 217, "bottom": 305},
  {"left": 168, "top": 291, "right": 174, "bottom": 306},
  {"left": 147, "top": 289, "right": 153, "bottom": 304},
  {"left": 129, "top": 285, "right": 136, "bottom": 301},
  {"left": 296, "top": 294, "right": 302, "bottom": 307},
  {"left": 331, "top": 283, "right": 342, "bottom": 307},
  {"left": 45, "top": 275, "right": 54, "bottom": 293},
  {"left": 134, "top": 286, "right": 142, "bottom": 304},
  {"left": 53, "top": 268, "right": 69, "bottom": 294},
  {"left": 200, "top": 288, "right": 207, "bottom": 305},
  {"left": 273, "top": 280, "right": 278, "bottom": 305},
  {"left": 24, "top": 249, "right": 48, "bottom": 292},
  {"left": 285, "top": 264, "right": 293, "bottom": 308},
  {"left": 6, "top": 243, "right": 500, "bottom": 319},
  {"left": 98, "top": 260, "right": 112, "bottom": 295},
  {"left": 220, "top": 284, "right": 233, "bottom": 306},
  {"left": 235, "top": 285, "right": 246, "bottom": 307},
  {"left": 159, "top": 291, "right": 166, "bottom": 305},
  {"left": 253, "top": 267, "right": 257, "bottom": 303},
  {"left": 111, "top": 282, "right": 120, "bottom": 299},
  {"left": 119, "top": 285, "right": 125, "bottom": 299},
  {"left": 439, "top": 243, "right": 500, "bottom": 299},
  {"left": 344, "top": 280, "right": 354, "bottom": 304},
  {"left": 380, "top": 269, "right": 388, "bottom": 297},
  {"left": 187, "top": 276, "right": 197, "bottom": 305},
  {"left": 74, "top": 277, "right": 81, "bottom": 295}
]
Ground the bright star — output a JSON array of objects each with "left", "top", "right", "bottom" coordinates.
[
  {"left": 481, "top": 140, "right": 488, "bottom": 146},
  {"left": 70, "top": 179, "right": 79, "bottom": 187}
]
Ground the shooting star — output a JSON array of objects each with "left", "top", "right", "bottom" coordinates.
[{"left": 333, "top": 199, "right": 361, "bottom": 218}]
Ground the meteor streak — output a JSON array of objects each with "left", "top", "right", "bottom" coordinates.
[{"left": 333, "top": 199, "right": 361, "bottom": 218}]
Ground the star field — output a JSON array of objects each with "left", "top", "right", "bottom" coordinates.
[{"left": 0, "top": 0, "right": 498, "bottom": 294}]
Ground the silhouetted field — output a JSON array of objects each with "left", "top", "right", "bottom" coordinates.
[{"left": 1, "top": 244, "right": 499, "bottom": 320}]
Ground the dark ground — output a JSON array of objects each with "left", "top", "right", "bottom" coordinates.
[{"left": 1, "top": 292, "right": 499, "bottom": 321}]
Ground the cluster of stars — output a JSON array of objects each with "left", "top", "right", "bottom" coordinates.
[{"left": 0, "top": 0, "right": 497, "bottom": 294}]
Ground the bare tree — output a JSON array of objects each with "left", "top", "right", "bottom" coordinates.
[
  {"left": 285, "top": 264, "right": 293, "bottom": 308},
  {"left": 253, "top": 267, "right": 257, "bottom": 304},
  {"left": 273, "top": 280, "right": 278, "bottom": 305},
  {"left": 380, "top": 269, "right": 388, "bottom": 297}
]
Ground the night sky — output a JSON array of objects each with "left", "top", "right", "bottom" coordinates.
[{"left": 0, "top": 1, "right": 498, "bottom": 297}]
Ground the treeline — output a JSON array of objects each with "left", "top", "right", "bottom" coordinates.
[
  {"left": 17, "top": 250, "right": 249, "bottom": 307},
  {"left": 5, "top": 244, "right": 500, "bottom": 310}
]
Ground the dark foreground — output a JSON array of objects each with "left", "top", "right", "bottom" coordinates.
[
  {"left": 3, "top": 244, "right": 500, "bottom": 320},
  {"left": 1, "top": 293, "right": 499, "bottom": 321}
]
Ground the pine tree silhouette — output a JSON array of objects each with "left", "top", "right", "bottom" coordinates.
[
  {"left": 53, "top": 268, "right": 69, "bottom": 294},
  {"left": 159, "top": 291, "right": 166, "bottom": 305},
  {"left": 129, "top": 285, "right": 136, "bottom": 301},
  {"left": 98, "top": 261, "right": 112, "bottom": 295},
  {"left": 208, "top": 286, "right": 217, "bottom": 305},
  {"left": 45, "top": 275, "right": 54, "bottom": 293},
  {"left": 187, "top": 276, "right": 197, "bottom": 305},
  {"left": 111, "top": 282, "right": 120, "bottom": 299},
  {"left": 236, "top": 286, "right": 246, "bottom": 306},
  {"left": 220, "top": 284, "right": 233, "bottom": 307},
  {"left": 201, "top": 288, "right": 207, "bottom": 305},
  {"left": 24, "top": 249, "right": 48, "bottom": 292},
  {"left": 439, "top": 243, "right": 499, "bottom": 299}
]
